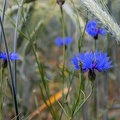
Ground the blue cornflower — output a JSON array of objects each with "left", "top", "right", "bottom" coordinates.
[
  {"left": 55, "top": 37, "right": 73, "bottom": 46},
  {"left": 71, "top": 50, "right": 112, "bottom": 73},
  {"left": 1, "top": 52, "right": 19, "bottom": 60},
  {"left": 86, "top": 20, "right": 106, "bottom": 39}
]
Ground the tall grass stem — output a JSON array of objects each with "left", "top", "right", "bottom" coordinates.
[
  {"left": 0, "top": 17, "right": 19, "bottom": 120},
  {"left": 59, "top": 5, "right": 66, "bottom": 120}
]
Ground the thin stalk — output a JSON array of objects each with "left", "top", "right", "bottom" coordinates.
[
  {"left": 73, "top": 82, "right": 94, "bottom": 117},
  {"left": 0, "top": 0, "right": 6, "bottom": 51},
  {"left": 13, "top": 0, "right": 23, "bottom": 93},
  {"left": 31, "top": 43, "right": 57, "bottom": 120},
  {"left": 81, "top": 74, "right": 87, "bottom": 120},
  {"left": 94, "top": 78, "right": 99, "bottom": 120},
  {"left": 71, "top": 65, "right": 83, "bottom": 118},
  {"left": 60, "top": 6, "right": 65, "bottom": 67},
  {"left": 22, "top": 39, "right": 56, "bottom": 119},
  {"left": 39, "top": 84, "right": 57, "bottom": 120},
  {"left": 8, "top": 4, "right": 56, "bottom": 119},
  {"left": 0, "top": 68, "right": 4, "bottom": 89},
  {"left": 94, "top": 40, "right": 97, "bottom": 50},
  {"left": 64, "top": 71, "right": 75, "bottom": 118},
  {"left": 0, "top": 68, "right": 4, "bottom": 119},
  {"left": 59, "top": 5, "right": 66, "bottom": 120},
  {"left": 0, "top": 17, "right": 19, "bottom": 120},
  {"left": 65, "top": 71, "right": 75, "bottom": 100},
  {"left": 94, "top": 39, "right": 98, "bottom": 119},
  {"left": 19, "top": 8, "right": 56, "bottom": 118},
  {"left": 103, "top": 73, "right": 108, "bottom": 120}
]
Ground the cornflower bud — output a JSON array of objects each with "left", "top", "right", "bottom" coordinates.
[
  {"left": 88, "top": 69, "right": 96, "bottom": 82},
  {"left": 57, "top": 0, "right": 65, "bottom": 7}
]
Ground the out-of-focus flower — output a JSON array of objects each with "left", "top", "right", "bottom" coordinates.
[
  {"left": 55, "top": 37, "right": 73, "bottom": 46},
  {"left": 1, "top": 52, "right": 19, "bottom": 61},
  {"left": 71, "top": 50, "right": 112, "bottom": 81},
  {"left": 86, "top": 20, "right": 106, "bottom": 39}
]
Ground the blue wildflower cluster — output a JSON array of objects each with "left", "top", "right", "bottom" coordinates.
[
  {"left": 86, "top": 20, "right": 106, "bottom": 39},
  {"left": 71, "top": 51, "right": 112, "bottom": 81},
  {"left": 55, "top": 20, "right": 112, "bottom": 81},
  {"left": 0, "top": 52, "right": 19, "bottom": 61},
  {"left": 55, "top": 37, "right": 73, "bottom": 46}
]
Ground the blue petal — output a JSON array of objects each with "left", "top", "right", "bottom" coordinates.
[
  {"left": 99, "top": 28, "right": 107, "bottom": 35},
  {"left": 71, "top": 54, "right": 80, "bottom": 70},
  {"left": 1, "top": 52, "right": 19, "bottom": 61},
  {"left": 86, "top": 20, "right": 107, "bottom": 37},
  {"left": 65, "top": 37, "right": 73, "bottom": 45},
  {"left": 10, "top": 52, "right": 19, "bottom": 60},
  {"left": 55, "top": 36, "right": 73, "bottom": 46},
  {"left": 86, "top": 20, "right": 98, "bottom": 36},
  {"left": 55, "top": 37, "right": 63, "bottom": 46}
]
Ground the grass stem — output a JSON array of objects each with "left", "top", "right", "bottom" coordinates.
[{"left": 0, "top": 17, "right": 19, "bottom": 120}]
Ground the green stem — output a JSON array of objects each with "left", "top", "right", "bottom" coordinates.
[
  {"left": 0, "top": 16, "right": 19, "bottom": 120},
  {"left": 0, "top": 68, "right": 4, "bottom": 90},
  {"left": 31, "top": 43, "right": 56, "bottom": 120},
  {"left": 94, "top": 40, "right": 97, "bottom": 50},
  {"left": 60, "top": 6, "right": 65, "bottom": 66},
  {"left": 94, "top": 39, "right": 97, "bottom": 119},
  {"left": 0, "top": 68, "right": 4, "bottom": 119},
  {"left": 60, "top": 6, "right": 65, "bottom": 37},
  {"left": 71, "top": 66, "right": 83, "bottom": 117},
  {"left": 73, "top": 82, "right": 94, "bottom": 117},
  {"left": 59, "top": 6, "right": 66, "bottom": 120}
]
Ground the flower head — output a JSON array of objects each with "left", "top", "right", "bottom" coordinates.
[
  {"left": 55, "top": 37, "right": 73, "bottom": 46},
  {"left": 86, "top": 20, "right": 106, "bottom": 39},
  {"left": 71, "top": 50, "right": 112, "bottom": 73},
  {"left": 1, "top": 52, "right": 19, "bottom": 61}
]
